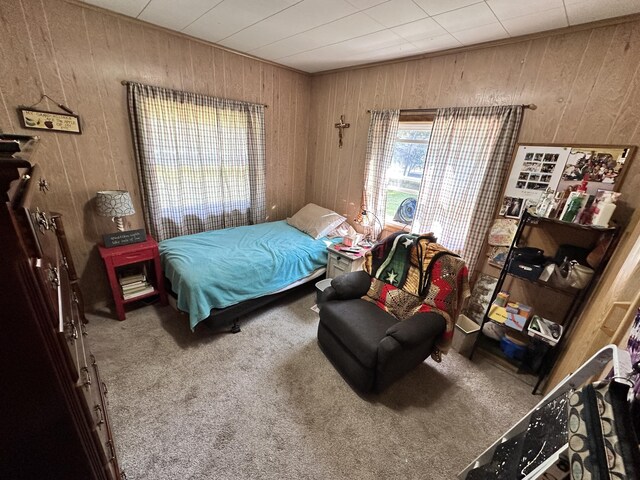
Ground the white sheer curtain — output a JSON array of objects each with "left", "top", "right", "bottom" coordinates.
[
  {"left": 411, "top": 106, "right": 523, "bottom": 272},
  {"left": 361, "top": 110, "right": 400, "bottom": 238}
]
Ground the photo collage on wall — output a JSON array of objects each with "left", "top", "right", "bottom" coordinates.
[
  {"left": 503, "top": 146, "right": 571, "bottom": 218},
  {"left": 517, "top": 152, "right": 559, "bottom": 191},
  {"left": 557, "top": 147, "right": 632, "bottom": 195}
]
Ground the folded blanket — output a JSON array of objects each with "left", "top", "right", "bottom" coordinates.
[{"left": 363, "top": 232, "right": 470, "bottom": 357}]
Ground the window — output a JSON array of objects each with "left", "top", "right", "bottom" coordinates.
[
  {"left": 126, "top": 82, "right": 266, "bottom": 241},
  {"left": 144, "top": 99, "right": 253, "bottom": 219},
  {"left": 384, "top": 121, "right": 433, "bottom": 225}
]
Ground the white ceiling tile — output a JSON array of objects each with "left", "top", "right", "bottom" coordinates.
[
  {"left": 345, "top": 0, "right": 390, "bottom": 9},
  {"left": 81, "top": 0, "right": 640, "bottom": 73},
  {"left": 412, "top": 33, "right": 462, "bottom": 51},
  {"left": 280, "top": 30, "right": 402, "bottom": 60},
  {"left": 139, "top": 0, "right": 223, "bottom": 31},
  {"left": 341, "top": 29, "right": 407, "bottom": 52},
  {"left": 277, "top": 55, "right": 348, "bottom": 73},
  {"left": 487, "top": 0, "right": 564, "bottom": 20},
  {"left": 83, "top": 0, "right": 149, "bottom": 17},
  {"left": 412, "top": 0, "right": 482, "bottom": 16},
  {"left": 277, "top": 45, "right": 358, "bottom": 72},
  {"left": 433, "top": 2, "right": 499, "bottom": 33},
  {"left": 391, "top": 17, "right": 447, "bottom": 41},
  {"left": 219, "top": 0, "right": 357, "bottom": 51},
  {"left": 252, "top": 12, "right": 385, "bottom": 59},
  {"left": 565, "top": 0, "right": 640, "bottom": 25},
  {"left": 501, "top": 7, "right": 567, "bottom": 36},
  {"left": 360, "top": 42, "right": 420, "bottom": 61},
  {"left": 364, "top": 0, "right": 428, "bottom": 28},
  {"left": 183, "top": 0, "right": 300, "bottom": 44},
  {"left": 452, "top": 22, "right": 509, "bottom": 44},
  {"left": 278, "top": 31, "right": 412, "bottom": 71}
]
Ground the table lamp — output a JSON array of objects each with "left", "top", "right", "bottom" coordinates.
[{"left": 96, "top": 190, "right": 135, "bottom": 232}]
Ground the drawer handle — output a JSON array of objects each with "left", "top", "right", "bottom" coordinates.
[
  {"left": 34, "top": 208, "right": 50, "bottom": 233},
  {"left": 48, "top": 265, "right": 59, "bottom": 288},
  {"left": 81, "top": 366, "right": 92, "bottom": 387},
  {"left": 107, "top": 439, "right": 116, "bottom": 461},
  {"left": 102, "top": 381, "right": 109, "bottom": 396},
  {"left": 68, "top": 319, "right": 78, "bottom": 339},
  {"left": 38, "top": 178, "right": 49, "bottom": 193},
  {"left": 95, "top": 404, "right": 104, "bottom": 426}
]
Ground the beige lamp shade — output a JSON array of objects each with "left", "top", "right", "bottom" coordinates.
[{"left": 96, "top": 190, "right": 135, "bottom": 232}]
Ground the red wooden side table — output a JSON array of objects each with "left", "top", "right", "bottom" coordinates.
[{"left": 98, "top": 236, "right": 168, "bottom": 320}]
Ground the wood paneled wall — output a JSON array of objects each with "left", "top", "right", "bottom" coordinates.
[
  {"left": 307, "top": 20, "right": 640, "bottom": 223},
  {"left": 306, "top": 19, "right": 640, "bottom": 390},
  {"left": 0, "top": 0, "right": 310, "bottom": 306}
]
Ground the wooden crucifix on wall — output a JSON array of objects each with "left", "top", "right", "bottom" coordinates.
[{"left": 334, "top": 115, "right": 350, "bottom": 148}]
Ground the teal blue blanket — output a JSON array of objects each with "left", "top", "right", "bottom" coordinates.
[{"left": 159, "top": 221, "right": 336, "bottom": 330}]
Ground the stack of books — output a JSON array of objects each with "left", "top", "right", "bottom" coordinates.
[
  {"left": 488, "top": 301, "right": 533, "bottom": 332},
  {"left": 119, "top": 271, "right": 155, "bottom": 300}
]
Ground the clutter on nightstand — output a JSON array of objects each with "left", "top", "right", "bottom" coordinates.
[
  {"left": 342, "top": 233, "right": 363, "bottom": 247},
  {"left": 326, "top": 242, "right": 372, "bottom": 279}
]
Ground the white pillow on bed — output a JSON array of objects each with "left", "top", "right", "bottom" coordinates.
[{"left": 287, "top": 203, "right": 346, "bottom": 239}]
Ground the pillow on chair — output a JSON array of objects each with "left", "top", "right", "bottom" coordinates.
[{"left": 287, "top": 203, "right": 345, "bottom": 239}]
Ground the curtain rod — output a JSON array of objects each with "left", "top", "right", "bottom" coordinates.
[
  {"left": 120, "top": 80, "right": 268, "bottom": 108},
  {"left": 366, "top": 104, "right": 537, "bottom": 113}
]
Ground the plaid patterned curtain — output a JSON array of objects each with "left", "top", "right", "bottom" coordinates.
[
  {"left": 361, "top": 110, "right": 400, "bottom": 237},
  {"left": 411, "top": 105, "right": 522, "bottom": 273},
  {"left": 126, "top": 82, "right": 266, "bottom": 241}
]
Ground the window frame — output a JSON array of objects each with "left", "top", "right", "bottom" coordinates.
[{"left": 384, "top": 115, "right": 434, "bottom": 229}]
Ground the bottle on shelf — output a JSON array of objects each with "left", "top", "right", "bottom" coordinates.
[
  {"left": 534, "top": 187, "right": 555, "bottom": 217},
  {"left": 559, "top": 177, "right": 589, "bottom": 223},
  {"left": 591, "top": 193, "right": 618, "bottom": 227}
]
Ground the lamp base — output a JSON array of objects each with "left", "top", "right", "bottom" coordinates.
[{"left": 113, "top": 216, "right": 125, "bottom": 232}]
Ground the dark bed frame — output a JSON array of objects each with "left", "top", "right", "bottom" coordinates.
[{"left": 165, "top": 274, "right": 322, "bottom": 333}]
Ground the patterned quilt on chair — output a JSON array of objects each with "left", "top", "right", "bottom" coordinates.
[{"left": 362, "top": 231, "right": 470, "bottom": 358}]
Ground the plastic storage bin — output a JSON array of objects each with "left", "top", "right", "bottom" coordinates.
[
  {"left": 452, "top": 314, "right": 480, "bottom": 358},
  {"left": 500, "top": 333, "right": 528, "bottom": 360}
]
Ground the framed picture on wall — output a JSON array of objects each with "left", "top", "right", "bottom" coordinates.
[
  {"left": 502, "top": 196, "right": 526, "bottom": 218},
  {"left": 504, "top": 145, "right": 570, "bottom": 205},
  {"left": 557, "top": 146, "right": 636, "bottom": 195},
  {"left": 503, "top": 143, "right": 636, "bottom": 210}
]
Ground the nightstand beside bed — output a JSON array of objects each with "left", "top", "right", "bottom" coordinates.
[
  {"left": 327, "top": 243, "right": 370, "bottom": 279},
  {"left": 98, "top": 236, "right": 168, "bottom": 320}
]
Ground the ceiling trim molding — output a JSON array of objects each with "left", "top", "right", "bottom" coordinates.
[
  {"left": 63, "top": 0, "right": 310, "bottom": 76},
  {"left": 311, "top": 12, "right": 640, "bottom": 76}
]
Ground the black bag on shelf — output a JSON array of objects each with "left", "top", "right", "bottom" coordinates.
[
  {"left": 553, "top": 244, "right": 591, "bottom": 266},
  {"left": 508, "top": 247, "right": 546, "bottom": 280}
]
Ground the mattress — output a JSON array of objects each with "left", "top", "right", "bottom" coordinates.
[{"left": 159, "top": 220, "right": 337, "bottom": 330}]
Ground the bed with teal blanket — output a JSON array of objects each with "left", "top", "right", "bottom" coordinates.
[{"left": 159, "top": 220, "right": 338, "bottom": 330}]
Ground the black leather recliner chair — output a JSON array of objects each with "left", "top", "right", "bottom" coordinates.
[{"left": 317, "top": 270, "right": 446, "bottom": 393}]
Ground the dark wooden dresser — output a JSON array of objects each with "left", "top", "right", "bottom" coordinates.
[{"left": 0, "top": 137, "right": 124, "bottom": 479}]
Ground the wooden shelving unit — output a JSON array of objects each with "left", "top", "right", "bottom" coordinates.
[{"left": 470, "top": 209, "right": 619, "bottom": 394}]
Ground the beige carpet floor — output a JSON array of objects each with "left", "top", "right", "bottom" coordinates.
[{"left": 89, "top": 286, "right": 539, "bottom": 479}]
